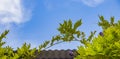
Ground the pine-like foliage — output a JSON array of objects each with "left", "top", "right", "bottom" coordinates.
[{"left": 75, "top": 16, "right": 120, "bottom": 59}]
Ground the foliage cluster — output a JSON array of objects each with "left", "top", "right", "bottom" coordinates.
[
  {"left": 0, "top": 19, "right": 82, "bottom": 59},
  {"left": 0, "top": 30, "right": 37, "bottom": 59},
  {"left": 0, "top": 30, "right": 50, "bottom": 59},
  {"left": 75, "top": 16, "right": 120, "bottom": 59}
]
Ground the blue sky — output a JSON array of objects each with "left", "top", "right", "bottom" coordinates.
[{"left": 0, "top": 0, "right": 120, "bottom": 50}]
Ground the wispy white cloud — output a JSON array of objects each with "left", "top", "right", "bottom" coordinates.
[
  {"left": 81, "top": 0, "right": 105, "bottom": 7},
  {"left": 0, "top": 0, "right": 31, "bottom": 25},
  {"left": 0, "top": 0, "right": 32, "bottom": 49}
]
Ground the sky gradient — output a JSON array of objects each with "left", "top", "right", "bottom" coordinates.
[{"left": 0, "top": 0, "right": 120, "bottom": 50}]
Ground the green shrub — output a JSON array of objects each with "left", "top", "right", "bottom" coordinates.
[
  {"left": 75, "top": 16, "right": 120, "bottom": 59},
  {"left": 0, "top": 30, "right": 50, "bottom": 59}
]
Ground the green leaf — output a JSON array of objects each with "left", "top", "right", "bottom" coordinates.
[
  {"left": 68, "top": 19, "right": 72, "bottom": 29},
  {"left": 87, "top": 31, "right": 96, "bottom": 42},
  {"left": 39, "top": 40, "right": 50, "bottom": 50},
  {"left": 110, "top": 16, "right": 114, "bottom": 25},
  {"left": 75, "top": 31, "right": 81, "bottom": 38},
  {"left": 74, "top": 19, "right": 82, "bottom": 30}
]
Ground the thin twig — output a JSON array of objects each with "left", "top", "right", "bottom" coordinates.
[
  {"left": 43, "top": 41, "right": 64, "bottom": 50},
  {"left": 43, "top": 38, "right": 80, "bottom": 50}
]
